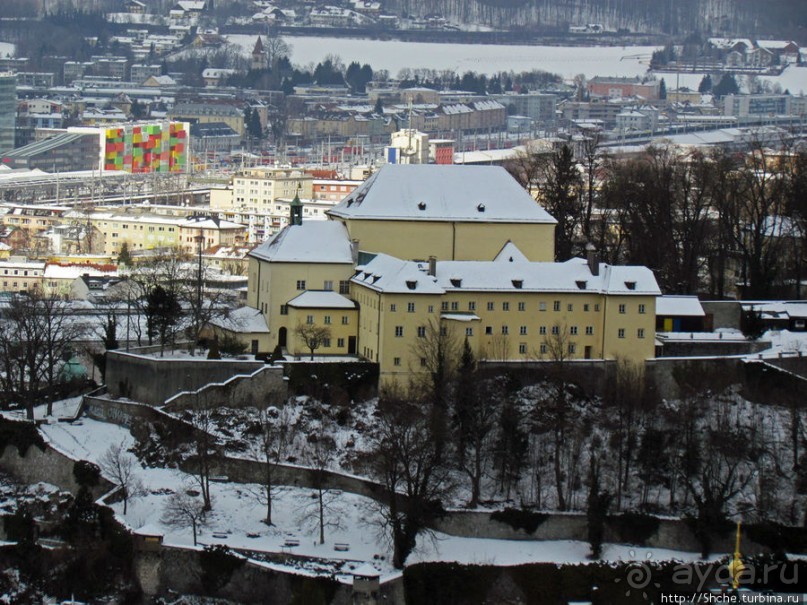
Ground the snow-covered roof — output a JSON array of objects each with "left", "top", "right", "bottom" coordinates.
[
  {"left": 741, "top": 301, "right": 807, "bottom": 320},
  {"left": 248, "top": 221, "right": 354, "bottom": 264},
  {"left": 351, "top": 253, "right": 444, "bottom": 294},
  {"left": 434, "top": 257, "right": 660, "bottom": 295},
  {"left": 756, "top": 40, "right": 798, "bottom": 51},
  {"left": 493, "top": 241, "right": 529, "bottom": 263},
  {"left": 353, "top": 254, "right": 660, "bottom": 296},
  {"left": 44, "top": 264, "right": 118, "bottom": 280},
  {"left": 179, "top": 217, "right": 245, "bottom": 230},
  {"left": 287, "top": 290, "right": 356, "bottom": 309},
  {"left": 209, "top": 305, "right": 269, "bottom": 333},
  {"left": 656, "top": 295, "right": 705, "bottom": 317},
  {"left": 708, "top": 38, "right": 754, "bottom": 50},
  {"left": 328, "top": 165, "right": 556, "bottom": 224}
]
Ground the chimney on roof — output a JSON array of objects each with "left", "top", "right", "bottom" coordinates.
[
  {"left": 350, "top": 239, "right": 359, "bottom": 264},
  {"left": 586, "top": 242, "right": 599, "bottom": 276},
  {"left": 428, "top": 255, "right": 437, "bottom": 277}
]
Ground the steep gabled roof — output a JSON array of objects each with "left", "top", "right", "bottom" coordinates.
[
  {"left": 327, "top": 164, "right": 556, "bottom": 224},
  {"left": 248, "top": 221, "right": 353, "bottom": 264}
]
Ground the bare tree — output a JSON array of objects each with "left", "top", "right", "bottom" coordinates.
[
  {"left": 0, "top": 290, "right": 88, "bottom": 419},
  {"left": 605, "top": 358, "right": 649, "bottom": 511},
  {"left": 295, "top": 322, "right": 331, "bottom": 360},
  {"left": 410, "top": 318, "right": 461, "bottom": 464},
  {"left": 370, "top": 390, "right": 454, "bottom": 569},
  {"left": 299, "top": 418, "right": 343, "bottom": 544},
  {"left": 162, "top": 488, "right": 209, "bottom": 546},
  {"left": 182, "top": 399, "right": 218, "bottom": 512},
  {"left": 532, "top": 323, "right": 578, "bottom": 510},
  {"left": 504, "top": 140, "right": 550, "bottom": 197},
  {"left": 99, "top": 440, "right": 144, "bottom": 515},
  {"left": 249, "top": 405, "right": 295, "bottom": 525},
  {"left": 460, "top": 376, "right": 505, "bottom": 508}
]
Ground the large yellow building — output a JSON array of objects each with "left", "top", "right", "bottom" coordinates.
[
  {"left": 327, "top": 164, "right": 557, "bottom": 262},
  {"left": 246, "top": 164, "right": 661, "bottom": 382},
  {"left": 351, "top": 251, "right": 658, "bottom": 382}
]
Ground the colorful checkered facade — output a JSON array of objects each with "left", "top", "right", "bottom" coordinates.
[{"left": 103, "top": 122, "right": 188, "bottom": 173}]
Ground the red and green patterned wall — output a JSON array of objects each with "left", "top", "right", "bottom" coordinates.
[{"left": 103, "top": 122, "right": 188, "bottom": 173}]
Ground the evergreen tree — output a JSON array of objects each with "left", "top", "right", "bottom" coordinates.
[
  {"left": 117, "top": 242, "right": 131, "bottom": 266},
  {"left": 541, "top": 144, "right": 583, "bottom": 261},
  {"left": 698, "top": 74, "right": 713, "bottom": 93},
  {"left": 659, "top": 78, "right": 667, "bottom": 100},
  {"left": 712, "top": 73, "right": 739, "bottom": 97}
]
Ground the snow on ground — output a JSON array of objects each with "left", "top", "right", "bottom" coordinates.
[
  {"left": 0, "top": 42, "right": 14, "bottom": 58},
  {"left": 755, "top": 329, "right": 807, "bottom": 356},
  {"left": 37, "top": 411, "right": 725, "bottom": 581},
  {"left": 2, "top": 397, "right": 83, "bottom": 422},
  {"left": 410, "top": 536, "right": 722, "bottom": 567},
  {"left": 652, "top": 64, "right": 807, "bottom": 96},
  {"left": 227, "top": 35, "right": 660, "bottom": 79}
]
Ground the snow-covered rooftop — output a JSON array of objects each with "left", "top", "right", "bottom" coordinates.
[
  {"left": 353, "top": 254, "right": 660, "bottom": 296},
  {"left": 656, "top": 295, "right": 705, "bottom": 317},
  {"left": 248, "top": 221, "right": 354, "bottom": 264},
  {"left": 352, "top": 253, "right": 443, "bottom": 294},
  {"left": 44, "top": 264, "right": 118, "bottom": 280},
  {"left": 209, "top": 305, "right": 269, "bottom": 333},
  {"left": 328, "top": 165, "right": 556, "bottom": 224},
  {"left": 493, "top": 241, "right": 529, "bottom": 263},
  {"left": 434, "top": 257, "right": 660, "bottom": 295},
  {"left": 287, "top": 290, "right": 356, "bottom": 309}
]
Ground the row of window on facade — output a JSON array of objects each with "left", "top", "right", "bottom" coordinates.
[
  {"left": 295, "top": 280, "right": 351, "bottom": 294},
  {"left": 312, "top": 337, "right": 345, "bottom": 348},
  {"left": 392, "top": 325, "right": 646, "bottom": 339},
  {"left": 388, "top": 301, "right": 647, "bottom": 314}
]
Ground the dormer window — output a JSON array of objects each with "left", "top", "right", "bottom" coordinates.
[
  {"left": 450, "top": 278, "right": 462, "bottom": 287},
  {"left": 576, "top": 280, "right": 587, "bottom": 289},
  {"left": 406, "top": 280, "right": 417, "bottom": 290},
  {"left": 418, "top": 201, "right": 427, "bottom": 211},
  {"left": 625, "top": 281, "right": 636, "bottom": 290},
  {"left": 477, "top": 203, "right": 485, "bottom": 212},
  {"left": 512, "top": 279, "right": 523, "bottom": 289}
]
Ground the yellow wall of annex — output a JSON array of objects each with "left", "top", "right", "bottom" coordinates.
[
  {"left": 352, "top": 285, "right": 657, "bottom": 386},
  {"left": 335, "top": 218, "right": 555, "bottom": 262},
  {"left": 286, "top": 307, "right": 358, "bottom": 358},
  {"left": 247, "top": 258, "right": 355, "bottom": 345}
]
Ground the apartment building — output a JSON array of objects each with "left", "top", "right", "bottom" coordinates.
[{"left": 0, "top": 257, "right": 46, "bottom": 292}]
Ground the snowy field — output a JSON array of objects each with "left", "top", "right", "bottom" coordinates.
[
  {"left": 650, "top": 64, "right": 807, "bottom": 96},
  {"left": 34, "top": 409, "right": 721, "bottom": 580},
  {"left": 0, "top": 42, "right": 14, "bottom": 58},
  {"left": 227, "top": 35, "right": 660, "bottom": 79}
]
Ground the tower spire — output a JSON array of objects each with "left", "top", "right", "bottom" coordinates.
[{"left": 290, "top": 183, "right": 303, "bottom": 226}]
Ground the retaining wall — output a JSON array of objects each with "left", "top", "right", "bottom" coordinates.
[
  {"left": 163, "top": 365, "right": 287, "bottom": 412},
  {"left": 0, "top": 439, "right": 113, "bottom": 498},
  {"left": 105, "top": 350, "right": 268, "bottom": 405},
  {"left": 78, "top": 395, "right": 807, "bottom": 554}
]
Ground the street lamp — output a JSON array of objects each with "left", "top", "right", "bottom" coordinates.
[{"left": 195, "top": 228, "right": 204, "bottom": 352}]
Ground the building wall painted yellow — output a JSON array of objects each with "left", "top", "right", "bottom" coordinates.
[
  {"left": 247, "top": 258, "right": 355, "bottom": 345},
  {"left": 336, "top": 218, "right": 555, "bottom": 262},
  {"left": 601, "top": 295, "right": 657, "bottom": 360},
  {"left": 350, "top": 282, "right": 657, "bottom": 385},
  {"left": 92, "top": 216, "right": 181, "bottom": 256},
  {"left": 286, "top": 307, "right": 359, "bottom": 358}
]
